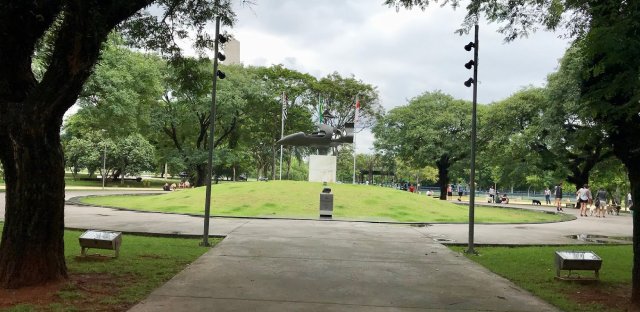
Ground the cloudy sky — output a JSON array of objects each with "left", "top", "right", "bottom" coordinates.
[{"left": 226, "top": 0, "right": 570, "bottom": 153}]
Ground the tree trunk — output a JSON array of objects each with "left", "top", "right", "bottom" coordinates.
[
  {"left": 567, "top": 171, "right": 589, "bottom": 192},
  {"left": 272, "top": 147, "right": 277, "bottom": 180},
  {"left": 436, "top": 155, "right": 450, "bottom": 200},
  {"left": 194, "top": 164, "right": 206, "bottom": 187},
  {"left": 609, "top": 120, "right": 640, "bottom": 303},
  {"left": 286, "top": 147, "right": 293, "bottom": 180},
  {"left": 629, "top": 164, "right": 640, "bottom": 304},
  {"left": 0, "top": 128, "right": 67, "bottom": 288}
]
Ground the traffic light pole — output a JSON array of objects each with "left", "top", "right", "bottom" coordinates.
[
  {"left": 201, "top": 11, "right": 222, "bottom": 247},
  {"left": 466, "top": 24, "right": 479, "bottom": 255}
]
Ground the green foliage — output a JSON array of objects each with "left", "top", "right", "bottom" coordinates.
[
  {"left": 385, "top": 0, "right": 590, "bottom": 41},
  {"left": 374, "top": 91, "right": 471, "bottom": 194},
  {"left": 312, "top": 72, "right": 383, "bottom": 129},
  {"left": 479, "top": 88, "right": 552, "bottom": 190},
  {"left": 336, "top": 144, "right": 356, "bottom": 183},
  {"left": 120, "top": 0, "right": 236, "bottom": 56},
  {"left": 73, "top": 36, "right": 165, "bottom": 139},
  {"left": 80, "top": 181, "right": 567, "bottom": 223},
  {"left": 113, "top": 134, "right": 155, "bottom": 181}
]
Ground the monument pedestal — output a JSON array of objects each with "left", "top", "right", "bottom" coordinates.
[{"left": 309, "top": 155, "right": 336, "bottom": 183}]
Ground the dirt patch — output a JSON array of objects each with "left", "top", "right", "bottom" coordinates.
[
  {"left": 0, "top": 273, "right": 136, "bottom": 311},
  {"left": 0, "top": 279, "right": 65, "bottom": 308},
  {"left": 564, "top": 283, "right": 640, "bottom": 312}
]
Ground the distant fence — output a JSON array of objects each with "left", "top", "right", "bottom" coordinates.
[{"left": 412, "top": 186, "right": 576, "bottom": 201}]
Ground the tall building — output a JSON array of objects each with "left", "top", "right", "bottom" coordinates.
[{"left": 222, "top": 38, "right": 240, "bottom": 65}]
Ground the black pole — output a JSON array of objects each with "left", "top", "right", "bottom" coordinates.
[
  {"left": 466, "top": 24, "right": 479, "bottom": 254},
  {"left": 201, "top": 9, "right": 222, "bottom": 247}
]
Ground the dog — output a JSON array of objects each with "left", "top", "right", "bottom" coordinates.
[
  {"left": 532, "top": 199, "right": 541, "bottom": 205},
  {"left": 607, "top": 204, "right": 621, "bottom": 215}
]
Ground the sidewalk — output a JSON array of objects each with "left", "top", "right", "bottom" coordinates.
[{"left": 128, "top": 219, "right": 559, "bottom": 312}]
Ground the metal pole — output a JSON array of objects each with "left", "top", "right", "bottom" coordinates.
[
  {"left": 279, "top": 91, "right": 285, "bottom": 180},
  {"left": 102, "top": 144, "right": 106, "bottom": 190},
  {"left": 201, "top": 9, "right": 222, "bottom": 247},
  {"left": 466, "top": 24, "right": 479, "bottom": 255},
  {"left": 352, "top": 95, "right": 358, "bottom": 184}
]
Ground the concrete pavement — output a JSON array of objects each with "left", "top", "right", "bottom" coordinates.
[
  {"left": 128, "top": 219, "right": 559, "bottom": 311},
  {"left": 1, "top": 190, "right": 633, "bottom": 311}
]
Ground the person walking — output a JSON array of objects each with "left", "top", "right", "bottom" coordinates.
[
  {"left": 489, "top": 186, "right": 496, "bottom": 203},
  {"left": 457, "top": 184, "right": 464, "bottom": 201},
  {"left": 544, "top": 187, "right": 551, "bottom": 205},
  {"left": 554, "top": 183, "right": 563, "bottom": 211},
  {"left": 576, "top": 184, "right": 592, "bottom": 217}
]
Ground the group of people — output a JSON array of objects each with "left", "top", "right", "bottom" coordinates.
[
  {"left": 575, "top": 184, "right": 609, "bottom": 217},
  {"left": 487, "top": 186, "right": 510, "bottom": 204},
  {"left": 162, "top": 180, "right": 191, "bottom": 191},
  {"left": 552, "top": 182, "right": 633, "bottom": 217}
]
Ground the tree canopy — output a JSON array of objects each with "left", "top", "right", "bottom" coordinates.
[{"left": 373, "top": 91, "right": 471, "bottom": 199}]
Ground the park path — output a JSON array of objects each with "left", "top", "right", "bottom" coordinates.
[
  {"left": 0, "top": 190, "right": 632, "bottom": 244},
  {"left": 128, "top": 218, "right": 559, "bottom": 311}
]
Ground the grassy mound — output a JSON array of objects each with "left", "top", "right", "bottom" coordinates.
[{"left": 81, "top": 181, "right": 569, "bottom": 223}]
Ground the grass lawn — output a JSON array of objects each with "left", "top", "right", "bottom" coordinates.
[
  {"left": 1, "top": 223, "right": 217, "bottom": 311},
  {"left": 449, "top": 245, "right": 633, "bottom": 312},
  {"left": 80, "top": 180, "right": 571, "bottom": 223}
]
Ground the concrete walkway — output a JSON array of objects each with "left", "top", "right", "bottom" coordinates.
[
  {"left": 128, "top": 219, "right": 559, "bottom": 312},
  {"left": 1, "top": 191, "right": 633, "bottom": 311}
]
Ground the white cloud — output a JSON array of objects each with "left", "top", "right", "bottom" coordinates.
[{"left": 228, "top": 0, "right": 570, "bottom": 153}]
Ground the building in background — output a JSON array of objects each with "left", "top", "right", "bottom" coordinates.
[{"left": 222, "top": 38, "right": 240, "bottom": 65}]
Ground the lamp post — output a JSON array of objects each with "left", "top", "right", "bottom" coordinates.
[
  {"left": 464, "top": 24, "right": 479, "bottom": 255},
  {"left": 201, "top": 2, "right": 227, "bottom": 247},
  {"left": 102, "top": 143, "right": 106, "bottom": 190},
  {"left": 100, "top": 129, "right": 107, "bottom": 190}
]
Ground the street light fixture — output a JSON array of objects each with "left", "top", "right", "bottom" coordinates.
[
  {"left": 201, "top": 1, "right": 227, "bottom": 247},
  {"left": 464, "top": 24, "right": 479, "bottom": 255},
  {"left": 101, "top": 129, "right": 107, "bottom": 190}
]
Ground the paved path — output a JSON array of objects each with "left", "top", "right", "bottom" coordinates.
[{"left": 1, "top": 190, "right": 633, "bottom": 311}]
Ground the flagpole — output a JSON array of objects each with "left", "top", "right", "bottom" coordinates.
[
  {"left": 279, "top": 91, "right": 285, "bottom": 180},
  {"left": 353, "top": 95, "right": 359, "bottom": 184}
]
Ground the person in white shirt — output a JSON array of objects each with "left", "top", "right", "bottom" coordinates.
[
  {"left": 576, "top": 184, "right": 592, "bottom": 217},
  {"left": 544, "top": 187, "right": 551, "bottom": 205},
  {"left": 489, "top": 186, "right": 496, "bottom": 203}
]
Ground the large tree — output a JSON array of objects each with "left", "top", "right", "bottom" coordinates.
[
  {"left": 387, "top": 0, "right": 640, "bottom": 303},
  {"left": 0, "top": 0, "right": 234, "bottom": 288},
  {"left": 312, "top": 72, "right": 383, "bottom": 129},
  {"left": 374, "top": 91, "right": 471, "bottom": 199}
]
